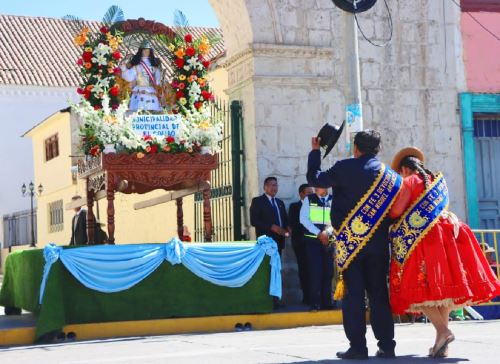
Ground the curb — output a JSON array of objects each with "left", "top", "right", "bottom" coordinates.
[{"left": 0, "top": 309, "right": 343, "bottom": 346}]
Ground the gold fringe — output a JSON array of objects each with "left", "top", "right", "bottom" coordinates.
[{"left": 333, "top": 274, "right": 345, "bottom": 300}]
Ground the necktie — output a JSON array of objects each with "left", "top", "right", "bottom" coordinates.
[
  {"left": 271, "top": 198, "right": 282, "bottom": 227},
  {"left": 320, "top": 197, "right": 325, "bottom": 205}
]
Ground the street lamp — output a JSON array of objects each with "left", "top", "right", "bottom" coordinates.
[{"left": 21, "top": 181, "right": 43, "bottom": 247}]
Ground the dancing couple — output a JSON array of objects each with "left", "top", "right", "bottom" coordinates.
[{"left": 307, "top": 129, "right": 500, "bottom": 359}]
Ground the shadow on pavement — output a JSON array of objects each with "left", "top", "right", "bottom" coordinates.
[{"left": 288, "top": 355, "right": 470, "bottom": 363}]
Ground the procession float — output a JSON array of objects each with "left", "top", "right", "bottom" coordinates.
[
  {"left": 70, "top": 8, "right": 223, "bottom": 243},
  {"left": 0, "top": 7, "right": 281, "bottom": 343}
]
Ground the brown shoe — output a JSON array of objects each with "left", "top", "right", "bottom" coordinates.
[{"left": 432, "top": 333, "right": 455, "bottom": 358}]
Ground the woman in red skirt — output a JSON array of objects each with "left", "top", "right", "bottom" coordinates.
[{"left": 388, "top": 147, "right": 500, "bottom": 358}]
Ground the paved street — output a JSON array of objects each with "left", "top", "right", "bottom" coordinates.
[{"left": 1, "top": 320, "right": 499, "bottom": 363}]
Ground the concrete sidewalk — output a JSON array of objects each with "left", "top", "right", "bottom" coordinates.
[{"left": 0, "top": 320, "right": 499, "bottom": 363}]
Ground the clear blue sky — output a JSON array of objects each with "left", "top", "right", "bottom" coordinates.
[{"left": 0, "top": 0, "right": 219, "bottom": 27}]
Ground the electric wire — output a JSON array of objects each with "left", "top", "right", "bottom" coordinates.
[{"left": 354, "top": 0, "right": 393, "bottom": 47}]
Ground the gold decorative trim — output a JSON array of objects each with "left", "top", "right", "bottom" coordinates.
[
  {"left": 391, "top": 173, "right": 448, "bottom": 268},
  {"left": 335, "top": 164, "right": 403, "bottom": 272}
]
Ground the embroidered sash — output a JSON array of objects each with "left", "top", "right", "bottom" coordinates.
[
  {"left": 390, "top": 173, "right": 448, "bottom": 267},
  {"left": 140, "top": 61, "right": 156, "bottom": 86},
  {"left": 334, "top": 164, "right": 403, "bottom": 272}
]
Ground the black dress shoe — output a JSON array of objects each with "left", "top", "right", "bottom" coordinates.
[
  {"left": 336, "top": 349, "right": 368, "bottom": 360},
  {"left": 375, "top": 349, "right": 396, "bottom": 358}
]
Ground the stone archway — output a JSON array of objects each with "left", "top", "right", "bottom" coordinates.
[
  {"left": 209, "top": 0, "right": 467, "bottom": 224},
  {"left": 209, "top": 0, "right": 343, "bottom": 216},
  {"left": 207, "top": 0, "right": 466, "bottom": 304},
  {"left": 209, "top": 0, "right": 344, "bottom": 304}
]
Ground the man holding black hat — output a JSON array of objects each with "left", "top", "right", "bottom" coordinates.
[{"left": 307, "top": 128, "right": 403, "bottom": 360}]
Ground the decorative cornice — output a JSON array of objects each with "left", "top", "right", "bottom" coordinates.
[
  {"left": 222, "top": 43, "right": 334, "bottom": 69},
  {"left": 252, "top": 43, "right": 334, "bottom": 58},
  {"left": 252, "top": 75, "right": 336, "bottom": 87}
]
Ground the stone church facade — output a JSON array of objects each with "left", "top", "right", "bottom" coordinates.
[{"left": 210, "top": 0, "right": 467, "bottom": 231}]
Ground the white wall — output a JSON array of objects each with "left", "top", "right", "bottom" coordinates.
[{"left": 0, "top": 85, "right": 77, "bottom": 247}]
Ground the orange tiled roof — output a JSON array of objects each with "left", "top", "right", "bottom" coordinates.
[{"left": 0, "top": 15, "right": 225, "bottom": 88}]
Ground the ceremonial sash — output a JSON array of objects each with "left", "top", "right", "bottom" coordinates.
[
  {"left": 333, "top": 164, "right": 402, "bottom": 300},
  {"left": 140, "top": 61, "right": 157, "bottom": 86},
  {"left": 390, "top": 173, "right": 448, "bottom": 267}
]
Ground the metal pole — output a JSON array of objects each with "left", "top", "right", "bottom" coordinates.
[
  {"left": 231, "top": 100, "right": 243, "bottom": 241},
  {"left": 343, "top": 12, "right": 363, "bottom": 155},
  {"left": 30, "top": 191, "right": 35, "bottom": 247}
]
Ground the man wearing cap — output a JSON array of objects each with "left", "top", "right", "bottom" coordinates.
[
  {"left": 481, "top": 243, "right": 499, "bottom": 277},
  {"left": 307, "top": 128, "right": 403, "bottom": 359},
  {"left": 120, "top": 40, "right": 162, "bottom": 112},
  {"left": 69, "top": 195, "right": 88, "bottom": 245},
  {"left": 299, "top": 186, "right": 335, "bottom": 311}
]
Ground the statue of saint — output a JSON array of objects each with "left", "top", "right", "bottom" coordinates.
[{"left": 120, "top": 40, "right": 162, "bottom": 112}]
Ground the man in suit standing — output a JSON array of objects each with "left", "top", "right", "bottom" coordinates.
[
  {"left": 307, "top": 130, "right": 400, "bottom": 360},
  {"left": 288, "top": 183, "right": 313, "bottom": 304},
  {"left": 250, "top": 176, "right": 290, "bottom": 256},
  {"left": 69, "top": 195, "right": 88, "bottom": 245}
]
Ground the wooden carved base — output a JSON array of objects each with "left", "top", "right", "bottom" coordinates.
[{"left": 81, "top": 153, "right": 217, "bottom": 243}]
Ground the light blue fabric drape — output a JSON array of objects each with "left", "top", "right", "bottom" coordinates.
[{"left": 39, "top": 236, "right": 281, "bottom": 304}]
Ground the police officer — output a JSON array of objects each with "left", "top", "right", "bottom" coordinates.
[{"left": 300, "top": 187, "right": 335, "bottom": 311}]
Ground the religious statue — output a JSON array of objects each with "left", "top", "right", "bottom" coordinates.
[{"left": 120, "top": 40, "right": 162, "bottom": 112}]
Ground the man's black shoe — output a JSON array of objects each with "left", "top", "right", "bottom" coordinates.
[
  {"left": 336, "top": 349, "right": 368, "bottom": 360},
  {"left": 375, "top": 349, "right": 396, "bottom": 358}
]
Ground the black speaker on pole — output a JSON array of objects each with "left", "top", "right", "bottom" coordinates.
[{"left": 331, "top": 0, "right": 378, "bottom": 13}]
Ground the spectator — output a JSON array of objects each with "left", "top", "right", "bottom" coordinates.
[
  {"left": 300, "top": 187, "right": 335, "bottom": 311},
  {"left": 69, "top": 195, "right": 88, "bottom": 245},
  {"left": 288, "top": 183, "right": 313, "bottom": 304},
  {"left": 250, "top": 176, "right": 290, "bottom": 256},
  {"left": 481, "top": 243, "right": 499, "bottom": 277},
  {"left": 250, "top": 176, "right": 290, "bottom": 309},
  {"left": 182, "top": 225, "right": 192, "bottom": 242}
]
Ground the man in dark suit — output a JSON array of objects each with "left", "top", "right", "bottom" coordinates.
[
  {"left": 307, "top": 130, "right": 396, "bottom": 360},
  {"left": 250, "top": 176, "right": 290, "bottom": 256},
  {"left": 69, "top": 195, "right": 88, "bottom": 245},
  {"left": 288, "top": 183, "right": 313, "bottom": 304}
]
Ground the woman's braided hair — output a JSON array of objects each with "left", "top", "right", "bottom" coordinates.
[{"left": 399, "top": 156, "right": 434, "bottom": 189}]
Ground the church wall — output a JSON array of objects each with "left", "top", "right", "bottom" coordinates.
[{"left": 213, "top": 0, "right": 467, "bottom": 223}]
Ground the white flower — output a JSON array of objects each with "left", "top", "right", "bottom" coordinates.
[
  {"left": 188, "top": 82, "right": 201, "bottom": 98},
  {"left": 92, "top": 54, "right": 108, "bottom": 66}
]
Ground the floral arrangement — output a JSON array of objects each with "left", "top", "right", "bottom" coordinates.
[
  {"left": 72, "top": 95, "right": 223, "bottom": 157},
  {"left": 71, "top": 96, "right": 142, "bottom": 156},
  {"left": 74, "top": 25, "right": 123, "bottom": 110},
  {"left": 69, "top": 7, "right": 223, "bottom": 157},
  {"left": 168, "top": 33, "right": 215, "bottom": 115}
]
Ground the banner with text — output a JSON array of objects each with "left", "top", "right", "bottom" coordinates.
[{"left": 132, "top": 114, "right": 182, "bottom": 138}]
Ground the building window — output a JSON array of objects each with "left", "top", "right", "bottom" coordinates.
[
  {"left": 48, "top": 200, "right": 64, "bottom": 233},
  {"left": 45, "top": 134, "right": 59, "bottom": 161}
]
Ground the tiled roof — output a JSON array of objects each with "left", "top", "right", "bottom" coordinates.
[{"left": 0, "top": 15, "right": 225, "bottom": 88}]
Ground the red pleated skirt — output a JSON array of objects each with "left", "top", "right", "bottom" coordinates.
[{"left": 389, "top": 218, "right": 500, "bottom": 314}]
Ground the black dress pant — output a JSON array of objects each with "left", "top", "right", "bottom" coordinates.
[
  {"left": 342, "top": 249, "right": 395, "bottom": 353},
  {"left": 304, "top": 236, "right": 334, "bottom": 307},
  {"left": 292, "top": 234, "right": 309, "bottom": 303}
]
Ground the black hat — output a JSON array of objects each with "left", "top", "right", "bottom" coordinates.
[{"left": 317, "top": 121, "right": 345, "bottom": 159}]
